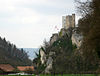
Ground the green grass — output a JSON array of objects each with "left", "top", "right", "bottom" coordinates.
[
  {"left": 0, "top": 74, "right": 100, "bottom": 76},
  {"left": 40, "top": 74, "right": 100, "bottom": 76}
]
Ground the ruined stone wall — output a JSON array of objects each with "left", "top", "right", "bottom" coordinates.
[{"left": 62, "top": 14, "right": 75, "bottom": 29}]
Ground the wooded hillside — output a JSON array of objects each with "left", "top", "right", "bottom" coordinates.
[{"left": 0, "top": 37, "right": 32, "bottom": 67}]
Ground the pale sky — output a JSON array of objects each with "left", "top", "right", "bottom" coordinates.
[{"left": 0, "top": 0, "right": 82, "bottom": 48}]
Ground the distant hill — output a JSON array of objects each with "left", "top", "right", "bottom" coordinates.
[
  {"left": 23, "top": 48, "right": 39, "bottom": 60},
  {"left": 0, "top": 37, "right": 32, "bottom": 67}
]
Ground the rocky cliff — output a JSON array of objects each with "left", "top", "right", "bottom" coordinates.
[
  {"left": 33, "top": 26, "right": 99, "bottom": 74},
  {"left": 33, "top": 27, "right": 84, "bottom": 74}
]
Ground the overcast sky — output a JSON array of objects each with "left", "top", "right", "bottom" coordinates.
[{"left": 0, "top": 0, "right": 82, "bottom": 48}]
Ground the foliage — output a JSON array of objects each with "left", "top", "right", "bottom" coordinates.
[
  {"left": 44, "top": 33, "right": 74, "bottom": 73},
  {"left": 75, "top": 0, "right": 100, "bottom": 72},
  {"left": 76, "top": 0, "right": 100, "bottom": 51},
  {"left": 24, "top": 68, "right": 34, "bottom": 74},
  {"left": 59, "top": 30, "right": 63, "bottom": 37},
  {"left": 72, "top": 44, "right": 77, "bottom": 50}
]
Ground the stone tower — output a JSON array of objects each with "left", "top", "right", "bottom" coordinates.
[{"left": 62, "top": 14, "right": 75, "bottom": 29}]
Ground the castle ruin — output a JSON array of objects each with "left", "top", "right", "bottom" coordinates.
[{"left": 62, "top": 14, "right": 75, "bottom": 29}]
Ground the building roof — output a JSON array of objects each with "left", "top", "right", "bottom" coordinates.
[
  {"left": 17, "top": 66, "right": 34, "bottom": 71},
  {"left": 0, "top": 64, "right": 15, "bottom": 72}
]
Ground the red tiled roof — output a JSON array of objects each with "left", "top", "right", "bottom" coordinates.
[
  {"left": 0, "top": 64, "right": 15, "bottom": 72},
  {"left": 17, "top": 66, "right": 34, "bottom": 71}
]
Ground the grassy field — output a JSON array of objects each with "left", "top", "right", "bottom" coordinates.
[
  {"left": 40, "top": 74, "right": 100, "bottom": 76},
  {"left": 0, "top": 74, "right": 100, "bottom": 76}
]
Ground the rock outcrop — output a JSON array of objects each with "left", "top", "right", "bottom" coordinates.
[
  {"left": 40, "top": 49, "right": 46, "bottom": 64},
  {"left": 45, "top": 56, "right": 53, "bottom": 73},
  {"left": 50, "top": 33, "right": 59, "bottom": 45},
  {"left": 44, "top": 51, "right": 55, "bottom": 73},
  {"left": 38, "top": 27, "right": 83, "bottom": 74},
  {"left": 71, "top": 28, "right": 83, "bottom": 48}
]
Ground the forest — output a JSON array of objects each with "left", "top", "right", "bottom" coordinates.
[{"left": 0, "top": 37, "right": 32, "bottom": 67}]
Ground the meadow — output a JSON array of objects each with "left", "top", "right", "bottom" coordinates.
[{"left": 0, "top": 74, "right": 100, "bottom": 76}]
